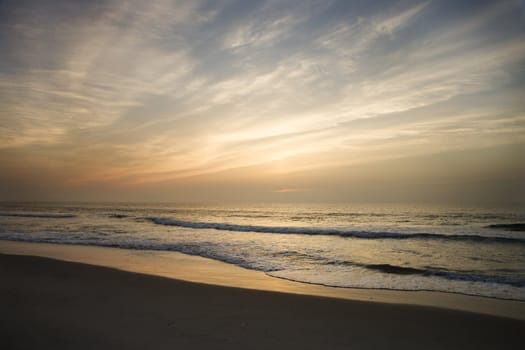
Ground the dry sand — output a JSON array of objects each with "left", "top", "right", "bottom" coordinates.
[{"left": 1, "top": 251, "right": 524, "bottom": 349}]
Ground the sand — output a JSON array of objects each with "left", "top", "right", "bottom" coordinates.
[
  {"left": 1, "top": 241, "right": 524, "bottom": 320},
  {"left": 1, "top": 248, "right": 524, "bottom": 349}
]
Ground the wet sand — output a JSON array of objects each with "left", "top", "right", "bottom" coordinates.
[{"left": 1, "top": 251, "right": 524, "bottom": 349}]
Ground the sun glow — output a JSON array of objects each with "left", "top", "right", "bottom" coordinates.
[{"left": 0, "top": 0, "right": 524, "bottom": 202}]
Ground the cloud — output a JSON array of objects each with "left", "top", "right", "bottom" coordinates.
[
  {"left": 271, "top": 188, "right": 311, "bottom": 193},
  {"left": 0, "top": 0, "right": 524, "bottom": 197},
  {"left": 373, "top": 2, "right": 429, "bottom": 35}
]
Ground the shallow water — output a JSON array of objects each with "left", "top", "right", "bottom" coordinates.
[{"left": 0, "top": 202, "right": 524, "bottom": 300}]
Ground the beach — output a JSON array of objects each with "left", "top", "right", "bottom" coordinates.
[
  {"left": 2, "top": 202, "right": 524, "bottom": 302},
  {"left": 2, "top": 0, "right": 525, "bottom": 348},
  {"left": 1, "top": 241, "right": 524, "bottom": 349}
]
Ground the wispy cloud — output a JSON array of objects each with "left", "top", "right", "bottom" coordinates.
[
  {"left": 271, "top": 188, "right": 311, "bottom": 193},
  {"left": 0, "top": 0, "right": 524, "bottom": 195}
]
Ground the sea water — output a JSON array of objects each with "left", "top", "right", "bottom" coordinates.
[{"left": 0, "top": 202, "right": 524, "bottom": 300}]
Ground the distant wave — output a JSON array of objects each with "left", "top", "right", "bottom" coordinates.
[
  {"left": 148, "top": 217, "right": 525, "bottom": 244},
  {"left": 0, "top": 213, "right": 76, "bottom": 219},
  {"left": 486, "top": 223, "right": 525, "bottom": 232}
]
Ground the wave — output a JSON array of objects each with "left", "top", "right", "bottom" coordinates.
[
  {"left": 1, "top": 234, "right": 523, "bottom": 301},
  {"left": 0, "top": 213, "right": 76, "bottom": 219},
  {"left": 362, "top": 263, "right": 427, "bottom": 275},
  {"left": 109, "top": 214, "right": 129, "bottom": 219},
  {"left": 3, "top": 232, "right": 523, "bottom": 289},
  {"left": 148, "top": 217, "right": 525, "bottom": 244},
  {"left": 366, "top": 263, "right": 525, "bottom": 287},
  {"left": 486, "top": 223, "right": 525, "bottom": 232},
  {"left": 324, "top": 262, "right": 525, "bottom": 287}
]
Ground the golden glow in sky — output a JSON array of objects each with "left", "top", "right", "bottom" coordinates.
[{"left": 0, "top": 0, "right": 524, "bottom": 203}]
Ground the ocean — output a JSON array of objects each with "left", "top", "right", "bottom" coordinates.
[{"left": 0, "top": 202, "right": 524, "bottom": 301}]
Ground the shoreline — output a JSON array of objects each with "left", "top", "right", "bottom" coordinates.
[
  {"left": 1, "top": 240, "right": 524, "bottom": 321},
  {"left": 2, "top": 248, "right": 524, "bottom": 349}
]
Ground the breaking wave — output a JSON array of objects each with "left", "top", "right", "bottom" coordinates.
[{"left": 148, "top": 217, "right": 525, "bottom": 244}]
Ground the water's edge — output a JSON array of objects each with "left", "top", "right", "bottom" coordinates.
[{"left": 1, "top": 239, "right": 525, "bottom": 321}]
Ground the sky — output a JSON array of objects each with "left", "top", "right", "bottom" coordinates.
[{"left": 0, "top": 0, "right": 524, "bottom": 204}]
